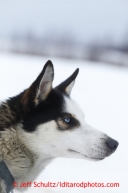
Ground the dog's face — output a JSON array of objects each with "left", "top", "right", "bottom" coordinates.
[{"left": 18, "top": 61, "right": 118, "bottom": 161}]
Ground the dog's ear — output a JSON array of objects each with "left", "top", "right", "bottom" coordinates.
[
  {"left": 35, "top": 60, "right": 54, "bottom": 102},
  {"left": 20, "top": 60, "right": 54, "bottom": 111},
  {"left": 55, "top": 68, "right": 79, "bottom": 96}
]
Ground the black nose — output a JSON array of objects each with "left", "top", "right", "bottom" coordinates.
[{"left": 106, "top": 138, "right": 119, "bottom": 152}]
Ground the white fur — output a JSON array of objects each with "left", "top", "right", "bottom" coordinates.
[{"left": 63, "top": 96, "right": 108, "bottom": 160}]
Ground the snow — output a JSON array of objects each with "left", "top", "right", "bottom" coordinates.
[{"left": 0, "top": 53, "right": 128, "bottom": 193}]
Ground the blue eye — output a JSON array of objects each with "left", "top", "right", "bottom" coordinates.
[{"left": 64, "top": 118, "right": 71, "bottom": 123}]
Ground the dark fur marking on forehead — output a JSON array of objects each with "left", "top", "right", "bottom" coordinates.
[{"left": 23, "top": 89, "right": 65, "bottom": 132}]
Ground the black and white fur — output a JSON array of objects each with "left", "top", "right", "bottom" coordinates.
[{"left": 0, "top": 61, "right": 118, "bottom": 192}]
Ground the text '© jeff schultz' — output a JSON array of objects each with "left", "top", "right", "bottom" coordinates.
[{"left": 13, "top": 181, "right": 119, "bottom": 188}]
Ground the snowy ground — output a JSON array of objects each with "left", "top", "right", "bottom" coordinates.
[{"left": 0, "top": 53, "right": 128, "bottom": 193}]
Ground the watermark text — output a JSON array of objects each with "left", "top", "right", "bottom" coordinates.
[{"left": 13, "top": 181, "right": 120, "bottom": 189}]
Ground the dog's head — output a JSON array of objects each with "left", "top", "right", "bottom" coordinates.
[{"left": 18, "top": 61, "right": 118, "bottom": 161}]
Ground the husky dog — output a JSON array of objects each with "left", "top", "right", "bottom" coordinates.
[{"left": 0, "top": 61, "right": 118, "bottom": 192}]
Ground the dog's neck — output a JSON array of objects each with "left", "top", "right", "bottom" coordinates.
[
  {"left": 0, "top": 99, "right": 53, "bottom": 191},
  {"left": 0, "top": 126, "right": 53, "bottom": 191}
]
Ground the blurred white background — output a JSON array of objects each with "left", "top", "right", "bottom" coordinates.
[{"left": 1, "top": 0, "right": 128, "bottom": 65}]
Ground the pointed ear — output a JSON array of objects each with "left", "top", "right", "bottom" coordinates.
[
  {"left": 20, "top": 60, "right": 54, "bottom": 111},
  {"left": 55, "top": 68, "right": 79, "bottom": 96},
  {"left": 35, "top": 61, "right": 54, "bottom": 101}
]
